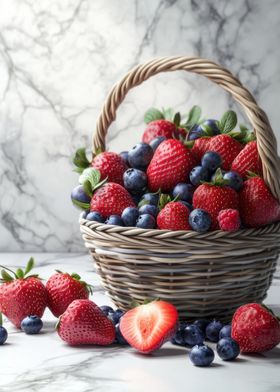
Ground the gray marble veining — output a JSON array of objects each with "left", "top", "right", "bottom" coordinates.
[{"left": 0, "top": 0, "right": 280, "bottom": 251}]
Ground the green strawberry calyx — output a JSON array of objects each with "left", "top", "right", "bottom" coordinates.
[
  {"left": 0, "top": 257, "right": 40, "bottom": 283},
  {"left": 158, "top": 193, "right": 180, "bottom": 210},
  {"left": 202, "top": 168, "right": 230, "bottom": 187},
  {"left": 55, "top": 270, "right": 94, "bottom": 295},
  {"left": 130, "top": 298, "right": 160, "bottom": 308}
]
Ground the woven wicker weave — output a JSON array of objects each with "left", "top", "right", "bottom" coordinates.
[{"left": 80, "top": 56, "right": 280, "bottom": 321}]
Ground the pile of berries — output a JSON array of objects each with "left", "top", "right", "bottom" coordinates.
[{"left": 72, "top": 106, "right": 280, "bottom": 231}]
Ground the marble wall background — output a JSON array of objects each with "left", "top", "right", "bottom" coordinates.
[{"left": 0, "top": 0, "right": 280, "bottom": 252}]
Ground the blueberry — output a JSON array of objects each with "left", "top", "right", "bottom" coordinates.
[
  {"left": 121, "top": 207, "right": 139, "bottom": 227},
  {"left": 99, "top": 305, "right": 114, "bottom": 316},
  {"left": 171, "top": 322, "right": 188, "bottom": 346},
  {"left": 120, "top": 151, "right": 129, "bottom": 165},
  {"left": 132, "top": 194, "right": 142, "bottom": 205},
  {"left": 184, "top": 324, "right": 205, "bottom": 347},
  {"left": 105, "top": 215, "right": 124, "bottom": 226},
  {"left": 172, "top": 183, "right": 194, "bottom": 203},
  {"left": 223, "top": 171, "right": 243, "bottom": 191},
  {"left": 123, "top": 168, "right": 147, "bottom": 194},
  {"left": 128, "top": 143, "right": 154, "bottom": 169},
  {"left": 136, "top": 214, "right": 156, "bottom": 229},
  {"left": 108, "top": 309, "right": 124, "bottom": 325},
  {"left": 187, "top": 125, "right": 206, "bottom": 141},
  {"left": 178, "top": 201, "right": 193, "bottom": 211},
  {"left": 21, "top": 315, "right": 43, "bottom": 334},
  {"left": 189, "top": 344, "right": 215, "bottom": 367},
  {"left": 0, "top": 326, "right": 8, "bottom": 345},
  {"left": 189, "top": 209, "right": 211, "bottom": 233},
  {"left": 150, "top": 136, "right": 167, "bottom": 152},
  {"left": 219, "top": 325, "right": 232, "bottom": 339},
  {"left": 140, "top": 193, "right": 159, "bottom": 206},
  {"left": 216, "top": 337, "right": 240, "bottom": 361},
  {"left": 81, "top": 210, "right": 89, "bottom": 219},
  {"left": 201, "top": 152, "right": 222, "bottom": 172},
  {"left": 115, "top": 323, "right": 129, "bottom": 345},
  {"left": 189, "top": 166, "right": 209, "bottom": 186},
  {"left": 193, "top": 319, "right": 211, "bottom": 334},
  {"left": 71, "top": 185, "right": 91, "bottom": 206},
  {"left": 200, "top": 119, "right": 220, "bottom": 135},
  {"left": 86, "top": 211, "right": 105, "bottom": 223},
  {"left": 206, "top": 320, "right": 224, "bottom": 342},
  {"left": 139, "top": 204, "right": 159, "bottom": 217}
]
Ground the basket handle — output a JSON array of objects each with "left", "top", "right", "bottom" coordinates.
[{"left": 93, "top": 56, "right": 280, "bottom": 202}]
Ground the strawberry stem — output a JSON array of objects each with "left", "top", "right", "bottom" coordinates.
[{"left": 0, "top": 313, "right": 2, "bottom": 326}]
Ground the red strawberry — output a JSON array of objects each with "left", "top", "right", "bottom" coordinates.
[
  {"left": 193, "top": 184, "right": 239, "bottom": 230},
  {"left": 46, "top": 272, "right": 92, "bottom": 318},
  {"left": 147, "top": 139, "right": 197, "bottom": 192},
  {"left": 231, "top": 141, "right": 262, "bottom": 178},
  {"left": 91, "top": 152, "right": 127, "bottom": 185},
  {"left": 207, "top": 134, "right": 243, "bottom": 170},
  {"left": 142, "top": 120, "right": 177, "bottom": 144},
  {"left": 232, "top": 303, "right": 280, "bottom": 353},
  {"left": 239, "top": 176, "right": 280, "bottom": 227},
  {"left": 90, "top": 182, "right": 135, "bottom": 217},
  {"left": 157, "top": 202, "right": 191, "bottom": 231},
  {"left": 120, "top": 300, "right": 178, "bottom": 353},
  {"left": 191, "top": 137, "right": 211, "bottom": 161},
  {"left": 0, "top": 258, "right": 47, "bottom": 328},
  {"left": 57, "top": 299, "right": 116, "bottom": 346}
]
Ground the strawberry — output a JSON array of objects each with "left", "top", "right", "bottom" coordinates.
[
  {"left": 231, "top": 141, "right": 262, "bottom": 178},
  {"left": 239, "top": 176, "right": 280, "bottom": 227},
  {"left": 193, "top": 183, "right": 239, "bottom": 230},
  {"left": 232, "top": 303, "right": 280, "bottom": 353},
  {"left": 157, "top": 202, "right": 191, "bottom": 230},
  {"left": 91, "top": 152, "right": 127, "bottom": 185},
  {"left": 90, "top": 182, "right": 135, "bottom": 218},
  {"left": 57, "top": 299, "right": 115, "bottom": 346},
  {"left": 0, "top": 258, "right": 47, "bottom": 328},
  {"left": 207, "top": 134, "right": 243, "bottom": 170},
  {"left": 142, "top": 120, "right": 177, "bottom": 144},
  {"left": 46, "top": 271, "right": 93, "bottom": 318},
  {"left": 191, "top": 137, "right": 211, "bottom": 161},
  {"left": 147, "top": 139, "right": 197, "bottom": 192},
  {"left": 120, "top": 300, "right": 178, "bottom": 353}
]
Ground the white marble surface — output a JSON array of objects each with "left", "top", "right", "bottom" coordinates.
[
  {"left": 0, "top": 0, "right": 280, "bottom": 252},
  {"left": 1, "top": 253, "right": 279, "bottom": 392}
]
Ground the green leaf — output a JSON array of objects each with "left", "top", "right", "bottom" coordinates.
[
  {"left": 219, "top": 110, "right": 237, "bottom": 133},
  {"left": 16, "top": 268, "right": 24, "bottom": 279},
  {"left": 71, "top": 273, "right": 81, "bottom": 280},
  {"left": 185, "top": 105, "right": 202, "bottom": 127},
  {"left": 92, "top": 177, "right": 107, "bottom": 191},
  {"left": 173, "top": 112, "right": 181, "bottom": 127},
  {"left": 0, "top": 313, "right": 2, "bottom": 326},
  {"left": 162, "top": 107, "right": 174, "bottom": 121},
  {"left": 1, "top": 270, "right": 13, "bottom": 282},
  {"left": 71, "top": 198, "right": 90, "bottom": 210},
  {"left": 144, "top": 108, "right": 164, "bottom": 124},
  {"left": 158, "top": 193, "right": 172, "bottom": 210},
  {"left": 73, "top": 148, "right": 91, "bottom": 170},
  {"left": 79, "top": 168, "right": 101, "bottom": 197},
  {"left": 24, "top": 257, "right": 34, "bottom": 276}
]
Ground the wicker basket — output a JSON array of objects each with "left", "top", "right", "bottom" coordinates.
[{"left": 80, "top": 56, "right": 280, "bottom": 321}]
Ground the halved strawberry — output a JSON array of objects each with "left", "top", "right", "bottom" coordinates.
[{"left": 119, "top": 300, "right": 178, "bottom": 354}]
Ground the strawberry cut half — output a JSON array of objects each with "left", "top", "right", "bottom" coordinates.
[{"left": 120, "top": 300, "right": 178, "bottom": 354}]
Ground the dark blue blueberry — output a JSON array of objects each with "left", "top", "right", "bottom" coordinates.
[
  {"left": 0, "top": 326, "right": 8, "bottom": 345},
  {"left": 99, "top": 305, "right": 114, "bottom": 316},
  {"left": 184, "top": 324, "right": 205, "bottom": 347},
  {"left": 150, "top": 136, "right": 167, "bottom": 152},
  {"left": 86, "top": 211, "right": 105, "bottom": 223},
  {"left": 139, "top": 204, "right": 159, "bottom": 217},
  {"left": 71, "top": 185, "right": 91, "bottom": 205},
  {"left": 178, "top": 201, "right": 193, "bottom": 211},
  {"left": 223, "top": 171, "right": 243, "bottom": 191},
  {"left": 172, "top": 183, "right": 194, "bottom": 203},
  {"left": 81, "top": 210, "right": 89, "bottom": 219},
  {"left": 189, "top": 344, "right": 215, "bottom": 367},
  {"left": 115, "top": 323, "right": 129, "bottom": 345},
  {"left": 108, "top": 309, "right": 124, "bottom": 325},
  {"left": 136, "top": 214, "right": 156, "bottom": 229},
  {"left": 132, "top": 194, "right": 142, "bottom": 205},
  {"left": 121, "top": 207, "right": 139, "bottom": 227},
  {"left": 123, "top": 168, "right": 147, "bottom": 194},
  {"left": 21, "top": 315, "right": 43, "bottom": 335},
  {"left": 171, "top": 322, "right": 188, "bottom": 346},
  {"left": 206, "top": 320, "right": 224, "bottom": 342},
  {"left": 187, "top": 125, "right": 206, "bottom": 141},
  {"left": 189, "top": 209, "right": 211, "bottom": 233},
  {"left": 200, "top": 119, "right": 220, "bottom": 135},
  {"left": 120, "top": 151, "right": 129, "bottom": 165},
  {"left": 105, "top": 215, "right": 124, "bottom": 226},
  {"left": 201, "top": 152, "right": 222, "bottom": 172},
  {"left": 216, "top": 337, "right": 240, "bottom": 361},
  {"left": 193, "top": 319, "right": 211, "bottom": 334},
  {"left": 219, "top": 325, "right": 232, "bottom": 339},
  {"left": 128, "top": 143, "right": 154, "bottom": 169},
  {"left": 140, "top": 193, "right": 159, "bottom": 206},
  {"left": 189, "top": 166, "right": 209, "bottom": 186}
]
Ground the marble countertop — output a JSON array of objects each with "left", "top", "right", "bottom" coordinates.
[{"left": 1, "top": 253, "right": 279, "bottom": 392}]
